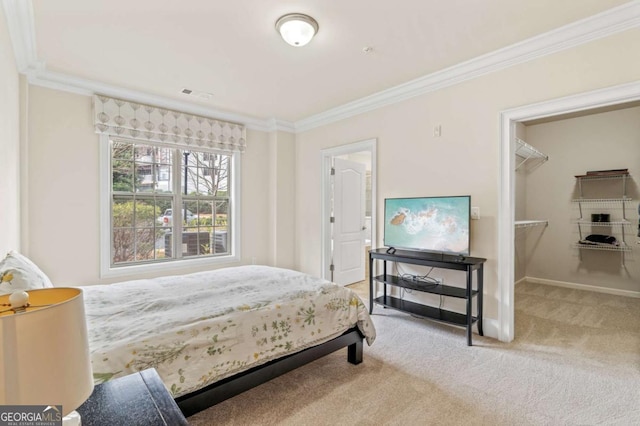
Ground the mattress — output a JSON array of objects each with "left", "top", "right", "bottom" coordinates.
[{"left": 82, "top": 265, "right": 376, "bottom": 397}]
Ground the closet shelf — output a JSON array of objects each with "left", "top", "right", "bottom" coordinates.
[
  {"left": 571, "top": 198, "right": 632, "bottom": 204},
  {"left": 572, "top": 220, "right": 633, "bottom": 227},
  {"left": 573, "top": 171, "right": 634, "bottom": 265},
  {"left": 515, "top": 138, "right": 548, "bottom": 170},
  {"left": 575, "top": 171, "right": 630, "bottom": 199},
  {"left": 573, "top": 242, "right": 632, "bottom": 252},
  {"left": 514, "top": 220, "right": 548, "bottom": 228},
  {"left": 574, "top": 173, "right": 631, "bottom": 182}
]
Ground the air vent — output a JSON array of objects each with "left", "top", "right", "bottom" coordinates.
[{"left": 180, "top": 88, "right": 213, "bottom": 100}]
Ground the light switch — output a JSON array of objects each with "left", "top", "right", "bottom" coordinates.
[{"left": 471, "top": 207, "right": 480, "bottom": 220}]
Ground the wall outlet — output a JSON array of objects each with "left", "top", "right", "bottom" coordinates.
[
  {"left": 433, "top": 125, "right": 442, "bottom": 137},
  {"left": 471, "top": 207, "right": 480, "bottom": 220}
]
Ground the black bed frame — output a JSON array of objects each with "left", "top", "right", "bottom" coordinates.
[{"left": 176, "top": 327, "right": 364, "bottom": 417}]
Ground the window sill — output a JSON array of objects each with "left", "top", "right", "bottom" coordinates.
[{"left": 99, "top": 253, "right": 241, "bottom": 280}]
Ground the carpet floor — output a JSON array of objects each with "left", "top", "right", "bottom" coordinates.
[{"left": 188, "top": 281, "right": 640, "bottom": 425}]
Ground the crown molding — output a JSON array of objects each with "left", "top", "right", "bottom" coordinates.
[
  {"left": 265, "top": 118, "right": 296, "bottom": 133},
  {"left": 2, "top": 0, "right": 38, "bottom": 73},
  {"left": 25, "top": 67, "right": 275, "bottom": 131},
  {"left": 294, "top": 1, "right": 640, "bottom": 132},
  {"left": 501, "top": 79, "right": 640, "bottom": 122},
  {"left": 4, "top": 0, "right": 640, "bottom": 134},
  {"left": 1, "top": 1, "right": 285, "bottom": 133}
]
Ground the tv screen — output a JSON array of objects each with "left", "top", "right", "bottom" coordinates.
[{"left": 384, "top": 196, "right": 470, "bottom": 255}]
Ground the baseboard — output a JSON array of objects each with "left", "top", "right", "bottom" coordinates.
[
  {"left": 514, "top": 276, "right": 527, "bottom": 286},
  {"left": 525, "top": 276, "right": 640, "bottom": 298},
  {"left": 481, "top": 318, "right": 499, "bottom": 340}
]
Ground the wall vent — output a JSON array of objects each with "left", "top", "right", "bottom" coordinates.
[{"left": 181, "top": 88, "right": 213, "bottom": 99}]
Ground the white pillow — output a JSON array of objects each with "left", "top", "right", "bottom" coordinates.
[{"left": 0, "top": 251, "right": 54, "bottom": 295}]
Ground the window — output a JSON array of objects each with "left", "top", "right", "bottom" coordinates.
[
  {"left": 104, "top": 137, "right": 238, "bottom": 272},
  {"left": 94, "top": 95, "right": 245, "bottom": 277}
]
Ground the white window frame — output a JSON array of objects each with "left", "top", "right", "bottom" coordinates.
[{"left": 99, "top": 134, "right": 241, "bottom": 278}]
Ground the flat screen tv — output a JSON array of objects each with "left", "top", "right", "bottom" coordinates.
[{"left": 384, "top": 196, "right": 470, "bottom": 256}]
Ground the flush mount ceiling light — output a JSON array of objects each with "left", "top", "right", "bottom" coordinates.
[{"left": 275, "top": 13, "right": 319, "bottom": 47}]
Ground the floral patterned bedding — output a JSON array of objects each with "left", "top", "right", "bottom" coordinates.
[{"left": 82, "top": 265, "right": 376, "bottom": 397}]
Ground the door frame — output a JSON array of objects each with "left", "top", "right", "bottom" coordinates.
[
  {"left": 321, "top": 138, "right": 377, "bottom": 282},
  {"left": 498, "top": 80, "right": 640, "bottom": 342}
]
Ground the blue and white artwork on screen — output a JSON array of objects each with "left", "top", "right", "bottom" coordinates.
[{"left": 384, "top": 196, "right": 470, "bottom": 255}]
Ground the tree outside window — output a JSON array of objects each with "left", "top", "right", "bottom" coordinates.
[{"left": 110, "top": 139, "right": 231, "bottom": 266}]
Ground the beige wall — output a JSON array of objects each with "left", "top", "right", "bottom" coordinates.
[
  {"left": 514, "top": 122, "right": 528, "bottom": 282},
  {"left": 0, "top": 7, "right": 20, "bottom": 254},
  {"left": 8, "top": 17, "right": 640, "bottom": 318},
  {"left": 523, "top": 106, "right": 640, "bottom": 292},
  {"left": 268, "top": 131, "right": 296, "bottom": 269},
  {"left": 294, "top": 28, "right": 640, "bottom": 321},
  {"left": 24, "top": 86, "right": 286, "bottom": 285},
  {"left": 26, "top": 87, "right": 97, "bottom": 282}
]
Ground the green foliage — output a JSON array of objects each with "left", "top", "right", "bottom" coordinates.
[
  {"left": 200, "top": 242, "right": 211, "bottom": 254},
  {"left": 109, "top": 140, "right": 233, "bottom": 264},
  {"left": 196, "top": 216, "right": 212, "bottom": 226},
  {"left": 112, "top": 201, "right": 164, "bottom": 263},
  {"left": 111, "top": 142, "right": 140, "bottom": 192}
]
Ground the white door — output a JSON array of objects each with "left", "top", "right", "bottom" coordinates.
[{"left": 332, "top": 158, "right": 366, "bottom": 285}]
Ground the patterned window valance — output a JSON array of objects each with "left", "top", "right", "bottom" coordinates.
[{"left": 93, "top": 95, "right": 246, "bottom": 153}]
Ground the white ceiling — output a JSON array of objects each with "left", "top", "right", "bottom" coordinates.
[{"left": 18, "top": 1, "right": 634, "bottom": 124}]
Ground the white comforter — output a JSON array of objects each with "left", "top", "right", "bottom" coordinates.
[{"left": 82, "top": 265, "right": 376, "bottom": 397}]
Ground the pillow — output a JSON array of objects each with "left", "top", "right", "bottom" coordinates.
[{"left": 0, "top": 250, "right": 54, "bottom": 295}]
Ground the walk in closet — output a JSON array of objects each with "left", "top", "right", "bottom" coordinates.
[{"left": 514, "top": 105, "right": 640, "bottom": 295}]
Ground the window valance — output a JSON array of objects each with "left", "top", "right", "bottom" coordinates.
[{"left": 93, "top": 95, "right": 246, "bottom": 153}]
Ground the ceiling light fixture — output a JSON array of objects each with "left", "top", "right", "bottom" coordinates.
[{"left": 275, "top": 13, "right": 319, "bottom": 47}]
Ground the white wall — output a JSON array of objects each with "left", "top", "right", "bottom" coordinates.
[
  {"left": 24, "top": 86, "right": 288, "bottom": 285},
  {"left": 0, "top": 7, "right": 20, "bottom": 254},
  {"left": 294, "top": 28, "right": 640, "bottom": 322},
  {"left": 523, "top": 106, "right": 640, "bottom": 292}
]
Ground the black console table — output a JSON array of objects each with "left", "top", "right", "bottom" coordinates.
[{"left": 369, "top": 248, "right": 485, "bottom": 346}]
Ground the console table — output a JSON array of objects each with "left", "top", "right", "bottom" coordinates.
[{"left": 369, "top": 248, "right": 485, "bottom": 346}]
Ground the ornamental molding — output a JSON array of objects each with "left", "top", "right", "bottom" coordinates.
[
  {"left": 3, "top": 0, "right": 640, "bottom": 134},
  {"left": 295, "top": 2, "right": 640, "bottom": 132}
]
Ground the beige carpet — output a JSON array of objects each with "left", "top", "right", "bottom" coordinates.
[{"left": 188, "top": 281, "right": 640, "bottom": 425}]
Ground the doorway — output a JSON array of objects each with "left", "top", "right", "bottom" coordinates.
[
  {"left": 321, "top": 139, "right": 377, "bottom": 285},
  {"left": 498, "top": 81, "right": 640, "bottom": 342}
]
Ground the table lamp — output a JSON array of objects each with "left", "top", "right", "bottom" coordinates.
[{"left": 0, "top": 288, "right": 94, "bottom": 425}]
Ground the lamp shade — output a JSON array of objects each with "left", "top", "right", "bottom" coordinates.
[
  {"left": 0, "top": 288, "right": 94, "bottom": 417},
  {"left": 276, "top": 13, "right": 319, "bottom": 47}
]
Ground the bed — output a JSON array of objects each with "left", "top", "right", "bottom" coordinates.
[{"left": 81, "top": 265, "right": 376, "bottom": 416}]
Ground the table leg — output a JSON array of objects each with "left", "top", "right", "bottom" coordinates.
[
  {"left": 477, "top": 264, "right": 484, "bottom": 336},
  {"left": 368, "top": 255, "right": 374, "bottom": 314},
  {"left": 466, "top": 266, "right": 472, "bottom": 346}
]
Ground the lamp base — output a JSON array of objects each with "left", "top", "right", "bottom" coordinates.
[{"left": 63, "top": 410, "right": 82, "bottom": 426}]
